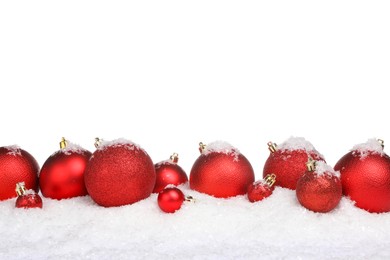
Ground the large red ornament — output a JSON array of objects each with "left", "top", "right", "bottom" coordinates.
[
  {"left": 296, "top": 160, "right": 342, "bottom": 213},
  {"left": 190, "top": 141, "right": 255, "bottom": 198},
  {"left": 0, "top": 145, "right": 39, "bottom": 201},
  {"left": 157, "top": 187, "right": 185, "bottom": 213},
  {"left": 334, "top": 139, "right": 390, "bottom": 213},
  {"left": 15, "top": 182, "right": 43, "bottom": 209},
  {"left": 263, "top": 137, "right": 325, "bottom": 190},
  {"left": 247, "top": 174, "right": 276, "bottom": 203},
  {"left": 84, "top": 138, "right": 156, "bottom": 207},
  {"left": 153, "top": 153, "right": 188, "bottom": 193},
  {"left": 39, "top": 138, "right": 92, "bottom": 200}
]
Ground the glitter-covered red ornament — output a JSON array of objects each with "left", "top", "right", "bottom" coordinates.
[
  {"left": 190, "top": 141, "right": 255, "bottom": 198},
  {"left": 0, "top": 145, "right": 39, "bottom": 201},
  {"left": 39, "top": 138, "right": 92, "bottom": 200},
  {"left": 296, "top": 160, "right": 342, "bottom": 213},
  {"left": 84, "top": 138, "right": 156, "bottom": 207},
  {"left": 153, "top": 153, "right": 188, "bottom": 193},
  {"left": 15, "top": 182, "right": 43, "bottom": 209},
  {"left": 334, "top": 139, "right": 390, "bottom": 213},
  {"left": 263, "top": 137, "right": 325, "bottom": 190},
  {"left": 247, "top": 174, "right": 276, "bottom": 203}
]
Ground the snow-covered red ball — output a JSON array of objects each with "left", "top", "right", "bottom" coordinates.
[
  {"left": 296, "top": 161, "right": 342, "bottom": 213},
  {"left": 334, "top": 139, "right": 390, "bottom": 213},
  {"left": 0, "top": 146, "right": 39, "bottom": 201},
  {"left": 190, "top": 141, "right": 255, "bottom": 198},
  {"left": 153, "top": 153, "right": 188, "bottom": 193},
  {"left": 247, "top": 174, "right": 276, "bottom": 203},
  {"left": 263, "top": 137, "right": 325, "bottom": 190},
  {"left": 84, "top": 139, "right": 156, "bottom": 207},
  {"left": 39, "top": 139, "right": 91, "bottom": 200}
]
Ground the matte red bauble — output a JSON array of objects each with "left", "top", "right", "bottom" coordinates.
[
  {"left": 0, "top": 145, "right": 39, "bottom": 201},
  {"left": 153, "top": 153, "right": 188, "bottom": 193},
  {"left": 15, "top": 182, "right": 43, "bottom": 209},
  {"left": 247, "top": 174, "right": 276, "bottom": 203},
  {"left": 190, "top": 141, "right": 255, "bottom": 198}
]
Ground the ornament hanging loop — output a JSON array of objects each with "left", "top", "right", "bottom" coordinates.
[
  {"left": 185, "top": 195, "right": 196, "bottom": 203},
  {"left": 267, "top": 142, "right": 277, "bottom": 153},
  {"left": 264, "top": 174, "right": 276, "bottom": 187},
  {"left": 306, "top": 157, "right": 316, "bottom": 172},
  {"left": 378, "top": 139, "right": 384, "bottom": 149},
  {"left": 199, "top": 142, "right": 206, "bottom": 153},
  {"left": 15, "top": 182, "right": 27, "bottom": 196},
  {"left": 170, "top": 153, "right": 179, "bottom": 164},
  {"left": 59, "top": 137, "right": 67, "bottom": 149},
  {"left": 94, "top": 138, "right": 102, "bottom": 148}
]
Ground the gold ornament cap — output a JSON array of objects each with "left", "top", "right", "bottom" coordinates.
[
  {"left": 170, "top": 153, "right": 179, "bottom": 164},
  {"left": 199, "top": 142, "right": 206, "bottom": 153},
  {"left": 94, "top": 137, "right": 102, "bottom": 148},
  {"left": 306, "top": 157, "right": 316, "bottom": 172},
  {"left": 59, "top": 137, "right": 67, "bottom": 149},
  {"left": 15, "top": 182, "right": 27, "bottom": 196},
  {"left": 378, "top": 139, "right": 384, "bottom": 149},
  {"left": 264, "top": 174, "right": 277, "bottom": 187},
  {"left": 267, "top": 142, "right": 277, "bottom": 153}
]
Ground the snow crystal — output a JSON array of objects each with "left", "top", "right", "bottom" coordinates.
[
  {"left": 352, "top": 138, "right": 385, "bottom": 158},
  {"left": 277, "top": 137, "right": 317, "bottom": 152},
  {"left": 314, "top": 161, "right": 340, "bottom": 177},
  {"left": 202, "top": 141, "right": 240, "bottom": 161},
  {"left": 4, "top": 145, "right": 22, "bottom": 156},
  {"left": 155, "top": 160, "right": 174, "bottom": 169},
  {"left": 23, "top": 189, "right": 37, "bottom": 195},
  {"left": 96, "top": 138, "right": 144, "bottom": 152}
]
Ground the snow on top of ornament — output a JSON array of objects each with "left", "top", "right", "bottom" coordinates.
[
  {"left": 202, "top": 141, "right": 240, "bottom": 161},
  {"left": 314, "top": 161, "right": 340, "bottom": 177},
  {"left": 352, "top": 138, "right": 385, "bottom": 158},
  {"left": 4, "top": 145, "right": 22, "bottom": 156},
  {"left": 96, "top": 138, "right": 144, "bottom": 153},
  {"left": 58, "top": 140, "right": 86, "bottom": 155},
  {"left": 24, "top": 189, "right": 37, "bottom": 195},
  {"left": 277, "top": 137, "right": 317, "bottom": 152}
]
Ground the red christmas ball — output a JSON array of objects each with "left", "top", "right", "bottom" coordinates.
[
  {"left": 153, "top": 153, "right": 188, "bottom": 193},
  {"left": 157, "top": 187, "right": 185, "bottom": 213},
  {"left": 247, "top": 174, "right": 276, "bottom": 203},
  {"left": 15, "top": 182, "right": 43, "bottom": 209},
  {"left": 190, "top": 141, "right": 255, "bottom": 198},
  {"left": 263, "top": 137, "right": 324, "bottom": 190},
  {"left": 84, "top": 139, "right": 156, "bottom": 207},
  {"left": 296, "top": 161, "right": 342, "bottom": 213},
  {"left": 0, "top": 146, "right": 39, "bottom": 201},
  {"left": 334, "top": 139, "right": 390, "bottom": 213},
  {"left": 39, "top": 138, "right": 92, "bottom": 200}
]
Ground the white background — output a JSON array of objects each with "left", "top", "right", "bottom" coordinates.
[{"left": 1, "top": 0, "right": 390, "bottom": 176}]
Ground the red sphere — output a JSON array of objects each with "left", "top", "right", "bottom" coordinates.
[
  {"left": 84, "top": 141, "right": 156, "bottom": 207},
  {"left": 190, "top": 152, "right": 255, "bottom": 198},
  {"left": 0, "top": 146, "right": 39, "bottom": 201},
  {"left": 153, "top": 161, "right": 188, "bottom": 193},
  {"left": 296, "top": 171, "right": 342, "bottom": 213},
  {"left": 247, "top": 181, "right": 274, "bottom": 203},
  {"left": 263, "top": 150, "right": 324, "bottom": 190},
  {"left": 157, "top": 187, "right": 185, "bottom": 213},
  {"left": 39, "top": 149, "right": 92, "bottom": 200},
  {"left": 335, "top": 151, "right": 390, "bottom": 213},
  {"left": 15, "top": 193, "right": 43, "bottom": 209}
]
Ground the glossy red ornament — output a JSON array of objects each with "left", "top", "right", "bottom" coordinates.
[
  {"left": 39, "top": 138, "right": 92, "bottom": 200},
  {"left": 247, "top": 174, "right": 276, "bottom": 203},
  {"left": 0, "top": 146, "right": 39, "bottom": 201},
  {"left": 153, "top": 153, "right": 188, "bottom": 193},
  {"left": 334, "top": 139, "right": 390, "bottom": 213},
  {"left": 296, "top": 160, "right": 342, "bottom": 213},
  {"left": 190, "top": 141, "right": 255, "bottom": 198},
  {"left": 15, "top": 182, "right": 43, "bottom": 209},
  {"left": 263, "top": 138, "right": 324, "bottom": 190},
  {"left": 157, "top": 187, "right": 185, "bottom": 213},
  {"left": 84, "top": 139, "right": 156, "bottom": 207}
]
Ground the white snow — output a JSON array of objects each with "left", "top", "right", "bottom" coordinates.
[
  {"left": 56, "top": 140, "right": 86, "bottom": 155},
  {"left": 3, "top": 145, "right": 22, "bottom": 156},
  {"left": 1, "top": 185, "right": 390, "bottom": 259},
  {"left": 96, "top": 138, "right": 144, "bottom": 152},
  {"left": 202, "top": 141, "right": 240, "bottom": 161},
  {"left": 314, "top": 161, "right": 340, "bottom": 177},
  {"left": 352, "top": 138, "right": 385, "bottom": 158},
  {"left": 277, "top": 137, "right": 318, "bottom": 152}
]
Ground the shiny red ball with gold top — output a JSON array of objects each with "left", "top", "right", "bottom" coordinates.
[
  {"left": 247, "top": 174, "right": 276, "bottom": 203},
  {"left": 153, "top": 153, "right": 188, "bottom": 193},
  {"left": 296, "top": 160, "right": 342, "bottom": 213},
  {"left": 39, "top": 138, "right": 92, "bottom": 200},
  {"left": 190, "top": 141, "right": 255, "bottom": 198},
  {"left": 334, "top": 139, "right": 390, "bottom": 213},
  {"left": 0, "top": 145, "right": 39, "bottom": 201},
  {"left": 84, "top": 138, "right": 156, "bottom": 207},
  {"left": 263, "top": 137, "right": 325, "bottom": 190},
  {"left": 157, "top": 187, "right": 185, "bottom": 213},
  {"left": 15, "top": 182, "right": 43, "bottom": 209}
]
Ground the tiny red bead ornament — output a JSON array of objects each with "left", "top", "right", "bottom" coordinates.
[
  {"left": 84, "top": 138, "right": 156, "bottom": 207},
  {"left": 15, "top": 182, "right": 43, "bottom": 209},
  {"left": 39, "top": 138, "right": 92, "bottom": 200},
  {"left": 334, "top": 139, "right": 390, "bottom": 213},
  {"left": 153, "top": 153, "right": 188, "bottom": 193},
  {"left": 247, "top": 174, "right": 276, "bottom": 203},
  {"left": 157, "top": 187, "right": 185, "bottom": 213},
  {"left": 296, "top": 159, "right": 342, "bottom": 213},
  {"left": 190, "top": 141, "right": 255, "bottom": 198},
  {"left": 263, "top": 137, "right": 325, "bottom": 190},
  {"left": 0, "top": 145, "right": 39, "bottom": 201}
]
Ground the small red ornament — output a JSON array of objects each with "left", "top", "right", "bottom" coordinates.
[
  {"left": 0, "top": 145, "right": 39, "bottom": 201},
  {"left": 15, "top": 182, "right": 43, "bottom": 209},
  {"left": 296, "top": 159, "right": 342, "bottom": 213},
  {"left": 39, "top": 138, "right": 92, "bottom": 200},
  {"left": 157, "top": 187, "right": 194, "bottom": 213},
  {"left": 153, "top": 153, "right": 188, "bottom": 193},
  {"left": 334, "top": 139, "right": 390, "bottom": 213},
  {"left": 190, "top": 141, "right": 255, "bottom": 198},
  {"left": 84, "top": 138, "right": 156, "bottom": 207},
  {"left": 263, "top": 137, "right": 325, "bottom": 190},
  {"left": 247, "top": 174, "right": 276, "bottom": 203}
]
